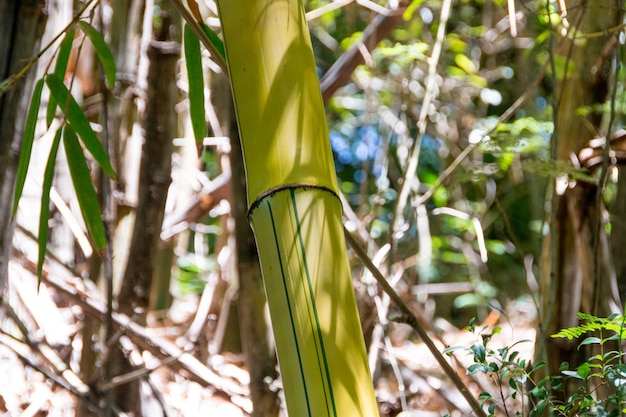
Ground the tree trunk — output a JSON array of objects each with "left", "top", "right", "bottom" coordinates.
[
  {"left": 231, "top": 127, "right": 280, "bottom": 417},
  {"left": 208, "top": 62, "right": 280, "bottom": 416},
  {"left": 0, "top": 0, "right": 47, "bottom": 299},
  {"left": 537, "top": 0, "right": 623, "bottom": 400},
  {"left": 610, "top": 166, "right": 626, "bottom": 297},
  {"left": 118, "top": 25, "right": 179, "bottom": 319},
  {"left": 112, "top": 18, "right": 179, "bottom": 416},
  {"left": 77, "top": 2, "right": 146, "bottom": 416}
]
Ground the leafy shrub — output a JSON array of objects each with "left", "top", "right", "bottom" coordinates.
[{"left": 445, "top": 312, "right": 626, "bottom": 416}]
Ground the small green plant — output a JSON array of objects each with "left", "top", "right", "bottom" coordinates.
[
  {"left": 445, "top": 317, "right": 547, "bottom": 416},
  {"left": 446, "top": 312, "right": 626, "bottom": 416},
  {"left": 549, "top": 312, "right": 626, "bottom": 416}
]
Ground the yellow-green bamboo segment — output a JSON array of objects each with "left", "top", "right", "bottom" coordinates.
[{"left": 216, "top": 0, "right": 379, "bottom": 415}]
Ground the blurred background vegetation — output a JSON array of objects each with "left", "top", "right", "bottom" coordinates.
[{"left": 1, "top": 0, "right": 625, "bottom": 415}]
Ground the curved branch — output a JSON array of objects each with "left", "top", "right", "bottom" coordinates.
[{"left": 320, "top": 0, "right": 409, "bottom": 105}]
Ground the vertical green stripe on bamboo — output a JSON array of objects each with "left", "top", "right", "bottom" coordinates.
[
  {"left": 250, "top": 188, "right": 378, "bottom": 417},
  {"left": 265, "top": 197, "right": 313, "bottom": 416},
  {"left": 290, "top": 187, "right": 336, "bottom": 416}
]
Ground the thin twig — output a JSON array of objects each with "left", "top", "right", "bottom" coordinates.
[
  {"left": 0, "top": 303, "right": 119, "bottom": 415},
  {"left": 415, "top": 62, "right": 547, "bottom": 207},
  {"left": 592, "top": 16, "right": 622, "bottom": 313},
  {"left": 14, "top": 251, "right": 250, "bottom": 401},
  {"left": 344, "top": 227, "right": 488, "bottom": 417},
  {"left": 306, "top": 0, "right": 353, "bottom": 21},
  {"left": 169, "top": 0, "right": 228, "bottom": 74},
  {"left": 0, "top": 332, "right": 126, "bottom": 416},
  {"left": 393, "top": 0, "right": 452, "bottom": 237},
  {"left": 100, "top": 350, "right": 179, "bottom": 391},
  {"left": 507, "top": 0, "right": 517, "bottom": 37},
  {"left": 320, "top": 0, "right": 409, "bottom": 104},
  {"left": 3, "top": 302, "right": 90, "bottom": 395},
  {"left": 0, "top": 0, "right": 100, "bottom": 97}
]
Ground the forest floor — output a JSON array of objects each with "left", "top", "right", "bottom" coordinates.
[{"left": 0, "top": 250, "right": 538, "bottom": 417}]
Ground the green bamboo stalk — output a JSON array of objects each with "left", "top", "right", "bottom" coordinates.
[{"left": 215, "top": 0, "right": 379, "bottom": 415}]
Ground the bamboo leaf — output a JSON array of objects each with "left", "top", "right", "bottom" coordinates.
[
  {"left": 47, "top": 26, "right": 76, "bottom": 126},
  {"left": 184, "top": 23, "right": 206, "bottom": 143},
  {"left": 38, "top": 128, "right": 62, "bottom": 281},
  {"left": 63, "top": 125, "right": 107, "bottom": 249},
  {"left": 199, "top": 23, "right": 226, "bottom": 62},
  {"left": 0, "top": 78, "right": 9, "bottom": 93},
  {"left": 77, "top": 21, "right": 116, "bottom": 88},
  {"left": 45, "top": 73, "right": 116, "bottom": 179},
  {"left": 14, "top": 78, "right": 45, "bottom": 216}
]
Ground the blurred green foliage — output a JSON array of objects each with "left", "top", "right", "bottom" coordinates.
[{"left": 305, "top": 0, "right": 567, "bottom": 324}]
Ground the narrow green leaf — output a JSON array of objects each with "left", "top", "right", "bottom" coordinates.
[
  {"left": 47, "top": 26, "right": 76, "bottom": 126},
  {"left": 535, "top": 398, "right": 547, "bottom": 415},
  {"left": 531, "top": 360, "right": 547, "bottom": 373},
  {"left": 470, "top": 343, "right": 487, "bottom": 363},
  {"left": 14, "top": 78, "right": 45, "bottom": 215},
  {"left": 184, "top": 24, "right": 206, "bottom": 143},
  {"left": 45, "top": 74, "right": 116, "bottom": 179},
  {"left": 199, "top": 23, "right": 226, "bottom": 62},
  {"left": 578, "top": 336, "right": 601, "bottom": 348},
  {"left": 576, "top": 362, "right": 592, "bottom": 379},
  {"left": 38, "top": 128, "right": 62, "bottom": 281},
  {"left": 478, "top": 392, "right": 492, "bottom": 400},
  {"left": 561, "top": 370, "right": 583, "bottom": 379},
  {"left": 466, "top": 317, "right": 476, "bottom": 331},
  {"left": 467, "top": 363, "right": 484, "bottom": 375},
  {"left": 77, "top": 21, "right": 116, "bottom": 88},
  {"left": 443, "top": 345, "right": 464, "bottom": 356},
  {"left": 63, "top": 125, "right": 107, "bottom": 249},
  {"left": 0, "top": 78, "right": 9, "bottom": 93},
  {"left": 550, "top": 376, "right": 564, "bottom": 392}
]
